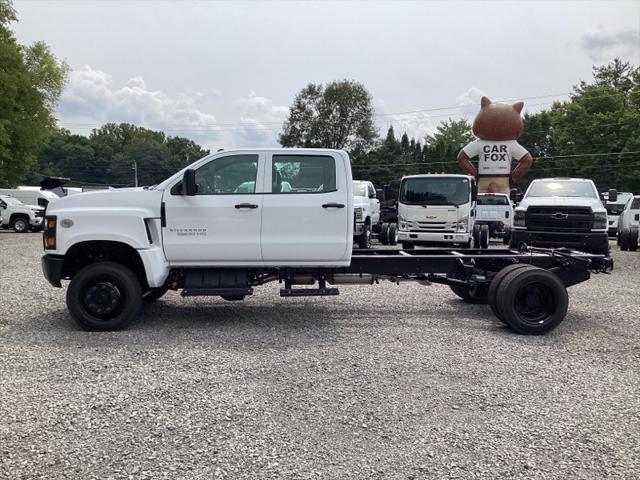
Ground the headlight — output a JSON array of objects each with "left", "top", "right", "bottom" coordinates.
[
  {"left": 456, "top": 215, "right": 469, "bottom": 232},
  {"left": 593, "top": 212, "right": 607, "bottom": 230},
  {"left": 514, "top": 211, "right": 526, "bottom": 227},
  {"left": 354, "top": 207, "right": 363, "bottom": 220}
]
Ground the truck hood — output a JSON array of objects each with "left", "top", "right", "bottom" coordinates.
[
  {"left": 46, "top": 188, "right": 164, "bottom": 216},
  {"left": 400, "top": 204, "right": 462, "bottom": 223},
  {"left": 517, "top": 196, "right": 605, "bottom": 212}
]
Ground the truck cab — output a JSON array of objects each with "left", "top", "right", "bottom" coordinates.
[
  {"left": 352, "top": 180, "right": 380, "bottom": 248},
  {"left": 510, "top": 178, "right": 609, "bottom": 255},
  {"left": 397, "top": 174, "right": 475, "bottom": 249}
]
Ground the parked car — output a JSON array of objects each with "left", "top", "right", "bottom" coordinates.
[
  {"left": 617, "top": 195, "right": 639, "bottom": 251},
  {"left": 510, "top": 178, "right": 609, "bottom": 255},
  {"left": 475, "top": 192, "right": 513, "bottom": 245},
  {"left": 352, "top": 180, "right": 381, "bottom": 248},
  {"left": 0, "top": 194, "right": 45, "bottom": 232}
]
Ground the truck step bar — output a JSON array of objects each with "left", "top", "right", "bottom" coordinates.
[
  {"left": 181, "top": 287, "right": 253, "bottom": 297},
  {"left": 280, "top": 287, "right": 340, "bottom": 297}
]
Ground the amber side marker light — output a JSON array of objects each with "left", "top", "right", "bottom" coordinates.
[
  {"left": 43, "top": 215, "right": 57, "bottom": 250},
  {"left": 46, "top": 218, "right": 56, "bottom": 230}
]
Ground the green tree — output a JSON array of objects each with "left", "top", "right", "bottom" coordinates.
[
  {"left": 0, "top": 0, "right": 68, "bottom": 186},
  {"left": 424, "top": 119, "right": 474, "bottom": 173},
  {"left": 279, "top": 80, "right": 378, "bottom": 152}
]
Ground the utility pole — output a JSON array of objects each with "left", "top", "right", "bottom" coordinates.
[{"left": 132, "top": 160, "right": 138, "bottom": 187}]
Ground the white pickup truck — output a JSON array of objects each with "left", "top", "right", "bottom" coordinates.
[
  {"left": 0, "top": 194, "right": 45, "bottom": 232},
  {"left": 352, "top": 180, "right": 380, "bottom": 248},
  {"left": 41, "top": 148, "right": 611, "bottom": 335},
  {"left": 475, "top": 193, "right": 513, "bottom": 245},
  {"left": 617, "top": 195, "right": 639, "bottom": 251}
]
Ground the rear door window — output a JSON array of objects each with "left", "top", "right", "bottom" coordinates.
[{"left": 271, "top": 155, "right": 337, "bottom": 193}]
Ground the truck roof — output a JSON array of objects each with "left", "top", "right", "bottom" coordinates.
[
  {"left": 402, "top": 174, "right": 472, "bottom": 180},
  {"left": 531, "top": 177, "right": 593, "bottom": 182}
]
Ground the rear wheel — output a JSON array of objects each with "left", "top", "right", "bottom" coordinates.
[
  {"left": 496, "top": 267, "right": 568, "bottom": 335},
  {"left": 620, "top": 228, "right": 630, "bottom": 251},
  {"left": 449, "top": 284, "right": 489, "bottom": 304},
  {"left": 488, "top": 263, "right": 537, "bottom": 323},
  {"left": 379, "top": 223, "right": 389, "bottom": 245},
  {"left": 357, "top": 223, "right": 371, "bottom": 249},
  {"left": 67, "top": 261, "right": 143, "bottom": 331},
  {"left": 472, "top": 224, "right": 481, "bottom": 247},
  {"left": 629, "top": 229, "right": 639, "bottom": 251},
  {"left": 479, "top": 225, "right": 489, "bottom": 249},
  {"left": 11, "top": 216, "right": 29, "bottom": 233},
  {"left": 387, "top": 223, "right": 398, "bottom": 246}
]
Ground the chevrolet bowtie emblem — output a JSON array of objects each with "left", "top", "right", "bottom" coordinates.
[
  {"left": 425, "top": 215, "right": 437, "bottom": 219},
  {"left": 550, "top": 212, "right": 569, "bottom": 220}
]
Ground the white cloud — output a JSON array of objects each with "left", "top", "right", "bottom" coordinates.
[
  {"left": 581, "top": 28, "right": 640, "bottom": 61},
  {"left": 226, "top": 92, "right": 289, "bottom": 147},
  {"left": 455, "top": 86, "right": 487, "bottom": 107},
  {"left": 58, "top": 65, "right": 223, "bottom": 146}
]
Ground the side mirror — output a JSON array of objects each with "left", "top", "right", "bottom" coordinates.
[
  {"left": 183, "top": 169, "right": 197, "bottom": 196},
  {"left": 375, "top": 188, "right": 384, "bottom": 201},
  {"left": 608, "top": 188, "right": 617, "bottom": 203},
  {"left": 471, "top": 181, "right": 478, "bottom": 202},
  {"left": 37, "top": 198, "right": 49, "bottom": 207},
  {"left": 510, "top": 188, "right": 519, "bottom": 202}
]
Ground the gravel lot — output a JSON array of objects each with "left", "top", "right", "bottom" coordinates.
[{"left": 1, "top": 231, "right": 639, "bottom": 479}]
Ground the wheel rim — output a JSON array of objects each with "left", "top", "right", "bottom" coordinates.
[
  {"left": 15, "top": 220, "right": 27, "bottom": 231},
  {"left": 82, "top": 281, "right": 124, "bottom": 319},
  {"left": 514, "top": 282, "right": 554, "bottom": 325}
]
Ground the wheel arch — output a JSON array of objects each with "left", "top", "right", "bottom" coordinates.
[{"left": 62, "top": 240, "right": 149, "bottom": 289}]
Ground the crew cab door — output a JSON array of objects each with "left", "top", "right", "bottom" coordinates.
[
  {"left": 261, "top": 152, "right": 352, "bottom": 262},
  {"left": 162, "top": 152, "right": 265, "bottom": 264}
]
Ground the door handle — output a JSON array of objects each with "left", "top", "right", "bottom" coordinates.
[
  {"left": 235, "top": 203, "right": 259, "bottom": 209},
  {"left": 322, "top": 203, "right": 345, "bottom": 209}
]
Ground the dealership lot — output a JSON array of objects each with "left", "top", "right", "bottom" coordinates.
[{"left": 1, "top": 231, "right": 639, "bottom": 479}]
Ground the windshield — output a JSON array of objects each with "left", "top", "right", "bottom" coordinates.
[
  {"left": 0, "top": 195, "right": 24, "bottom": 206},
  {"left": 526, "top": 180, "right": 596, "bottom": 198},
  {"left": 353, "top": 182, "right": 368, "bottom": 197},
  {"left": 400, "top": 177, "right": 470, "bottom": 206},
  {"left": 477, "top": 195, "right": 509, "bottom": 206}
]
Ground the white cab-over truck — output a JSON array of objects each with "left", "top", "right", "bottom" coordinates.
[
  {"left": 41, "top": 149, "right": 611, "bottom": 335},
  {"left": 510, "top": 178, "right": 609, "bottom": 255},
  {"left": 397, "top": 174, "right": 476, "bottom": 250},
  {"left": 0, "top": 194, "right": 45, "bottom": 232}
]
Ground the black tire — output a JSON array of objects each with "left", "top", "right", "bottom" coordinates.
[
  {"left": 620, "top": 228, "right": 630, "bottom": 251},
  {"left": 502, "top": 229, "right": 511, "bottom": 245},
  {"left": 11, "top": 216, "right": 29, "bottom": 233},
  {"left": 401, "top": 242, "right": 414, "bottom": 250},
  {"left": 629, "top": 229, "right": 639, "bottom": 251},
  {"left": 387, "top": 223, "right": 398, "bottom": 246},
  {"left": 497, "top": 267, "right": 569, "bottom": 335},
  {"left": 488, "top": 264, "right": 537, "bottom": 323},
  {"left": 66, "top": 261, "right": 143, "bottom": 331},
  {"left": 449, "top": 284, "right": 489, "bottom": 304},
  {"left": 472, "top": 224, "right": 481, "bottom": 248},
  {"left": 357, "top": 223, "right": 371, "bottom": 249},
  {"left": 143, "top": 285, "right": 169, "bottom": 303},
  {"left": 480, "top": 225, "right": 489, "bottom": 249},
  {"left": 379, "top": 223, "right": 389, "bottom": 245}
]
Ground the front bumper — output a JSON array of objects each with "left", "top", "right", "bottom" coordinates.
[
  {"left": 42, "top": 254, "right": 64, "bottom": 287},
  {"left": 30, "top": 217, "right": 43, "bottom": 227},
  {"left": 511, "top": 229, "right": 609, "bottom": 254},
  {"left": 398, "top": 230, "right": 471, "bottom": 245}
]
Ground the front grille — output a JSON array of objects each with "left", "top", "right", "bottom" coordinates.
[
  {"left": 526, "top": 206, "right": 591, "bottom": 232},
  {"left": 408, "top": 221, "right": 454, "bottom": 233}
]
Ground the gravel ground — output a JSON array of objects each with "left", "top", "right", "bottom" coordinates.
[{"left": 1, "top": 231, "right": 639, "bottom": 479}]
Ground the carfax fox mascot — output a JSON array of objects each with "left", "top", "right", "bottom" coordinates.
[{"left": 457, "top": 96, "right": 533, "bottom": 194}]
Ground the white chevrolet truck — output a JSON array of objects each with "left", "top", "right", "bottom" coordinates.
[
  {"left": 41, "top": 149, "right": 611, "bottom": 335},
  {"left": 0, "top": 194, "right": 45, "bottom": 232},
  {"left": 352, "top": 180, "right": 381, "bottom": 248},
  {"left": 509, "top": 178, "right": 609, "bottom": 255}
]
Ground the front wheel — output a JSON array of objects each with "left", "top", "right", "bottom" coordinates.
[
  {"left": 143, "top": 285, "right": 169, "bottom": 303},
  {"left": 67, "top": 262, "right": 143, "bottom": 331},
  {"left": 620, "top": 228, "right": 630, "bottom": 251},
  {"left": 379, "top": 223, "right": 389, "bottom": 245},
  {"left": 629, "top": 229, "right": 639, "bottom": 251},
  {"left": 11, "top": 217, "right": 29, "bottom": 233}
]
